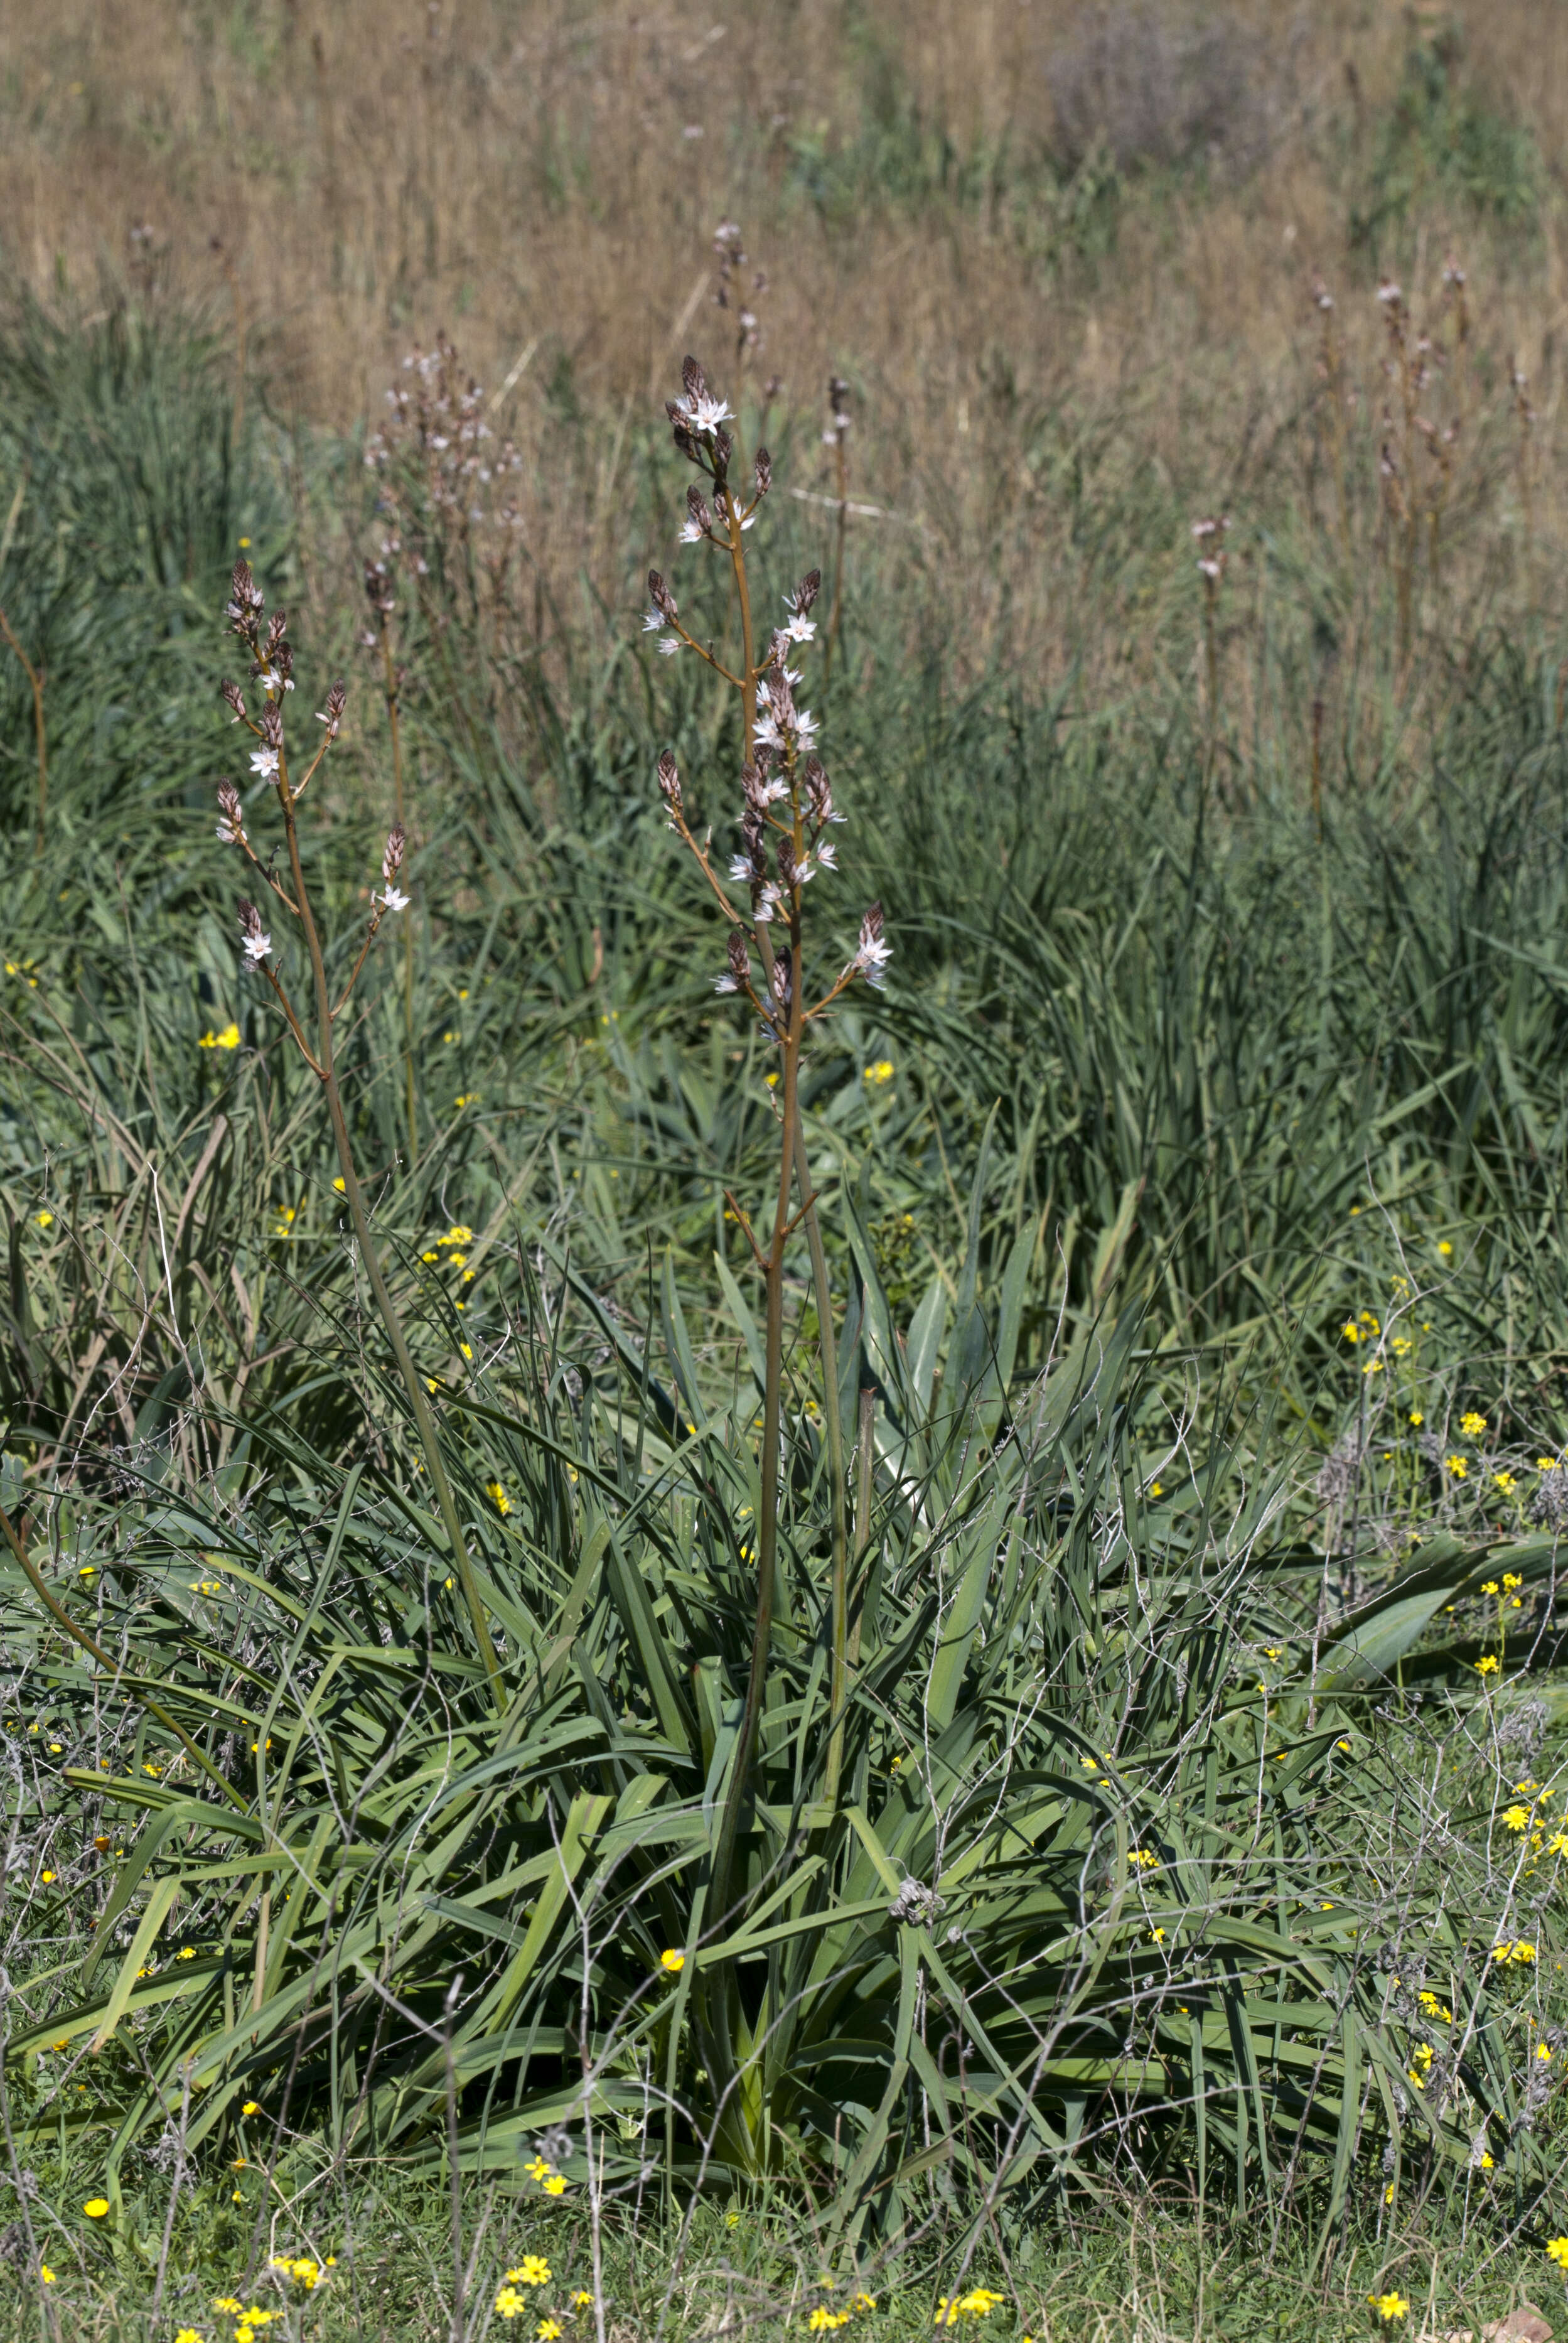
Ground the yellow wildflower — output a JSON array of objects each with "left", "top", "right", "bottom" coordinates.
[
  {"left": 1368, "top": 2295, "right": 1409, "bottom": 2323},
  {"left": 1461, "top": 1411, "right": 1487, "bottom": 1436},
  {"left": 1445, "top": 1455, "right": 1467, "bottom": 1479},
  {"left": 660, "top": 1949, "right": 685, "bottom": 1973},
  {"left": 83, "top": 2198, "right": 109, "bottom": 2217}
]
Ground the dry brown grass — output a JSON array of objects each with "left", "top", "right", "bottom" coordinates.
[{"left": 6, "top": 0, "right": 1568, "bottom": 703}]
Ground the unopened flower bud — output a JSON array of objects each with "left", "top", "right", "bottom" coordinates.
[
  {"left": 259, "top": 701, "right": 284, "bottom": 750},
  {"left": 716, "top": 929, "right": 750, "bottom": 994},
  {"left": 220, "top": 679, "right": 247, "bottom": 723},
  {"left": 794, "top": 569, "right": 822, "bottom": 618},
  {"left": 754, "top": 448, "right": 772, "bottom": 498},
  {"left": 382, "top": 822, "right": 406, "bottom": 882},
  {"left": 216, "top": 780, "right": 245, "bottom": 846},
  {"left": 224, "top": 558, "right": 265, "bottom": 640},
  {"left": 648, "top": 569, "right": 679, "bottom": 622},
  {"left": 770, "top": 947, "right": 793, "bottom": 1011},
  {"left": 316, "top": 679, "right": 347, "bottom": 741},
  {"left": 657, "top": 750, "right": 682, "bottom": 815}
]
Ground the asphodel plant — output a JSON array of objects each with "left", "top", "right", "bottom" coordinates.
[
  {"left": 211, "top": 559, "right": 503, "bottom": 1709},
  {"left": 643, "top": 354, "right": 890, "bottom": 1917}
]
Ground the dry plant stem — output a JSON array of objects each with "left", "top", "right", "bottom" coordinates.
[
  {"left": 0, "top": 1500, "right": 249, "bottom": 1811},
  {"left": 1200, "top": 584, "right": 1220, "bottom": 816},
  {"left": 273, "top": 746, "right": 505, "bottom": 1711},
  {"left": 847, "top": 1382, "right": 876, "bottom": 1674},
  {"left": 378, "top": 618, "right": 419, "bottom": 1161},
  {"left": 149, "top": 2062, "right": 191, "bottom": 2319},
  {"left": 0, "top": 606, "right": 46, "bottom": 854},
  {"left": 824, "top": 428, "right": 848, "bottom": 687},
  {"left": 798, "top": 1118, "right": 850, "bottom": 1807},
  {"left": 214, "top": 241, "right": 247, "bottom": 451}
]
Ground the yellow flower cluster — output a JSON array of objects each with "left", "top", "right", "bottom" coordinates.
[
  {"left": 1127, "top": 1849, "right": 1159, "bottom": 1870},
  {"left": 212, "top": 2303, "right": 277, "bottom": 2343},
  {"left": 933, "top": 2290, "right": 1006, "bottom": 2325},
  {"left": 494, "top": 2258, "right": 562, "bottom": 2315},
  {"left": 486, "top": 1481, "right": 512, "bottom": 1517},
  {"left": 1490, "top": 1941, "right": 1537, "bottom": 1964},
  {"left": 1368, "top": 2293, "right": 1409, "bottom": 2322},
  {"left": 523, "top": 2155, "right": 570, "bottom": 2198},
  {"left": 1547, "top": 2239, "right": 1568, "bottom": 2270},
  {"left": 268, "top": 2256, "right": 328, "bottom": 2290},
  {"left": 199, "top": 1023, "right": 241, "bottom": 1051}
]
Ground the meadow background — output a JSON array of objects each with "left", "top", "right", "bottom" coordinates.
[{"left": 6, "top": 1, "right": 1568, "bottom": 2337}]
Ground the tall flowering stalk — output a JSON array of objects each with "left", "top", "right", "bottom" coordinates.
[
  {"left": 646, "top": 355, "right": 889, "bottom": 1907},
  {"left": 212, "top": 559, "right": 503, "bottom": 1710}
]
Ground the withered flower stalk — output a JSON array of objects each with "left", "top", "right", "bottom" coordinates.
[{"left": 213, "top": 560, "right": 503, "bottom": 1710}]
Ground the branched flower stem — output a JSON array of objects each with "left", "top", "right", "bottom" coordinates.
[
  {"left": 214, "top": 565, "right": 504, "bottom": 1715},
  {"left": 279, "top": 767, "right": 502, "bottom": 1711}
]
